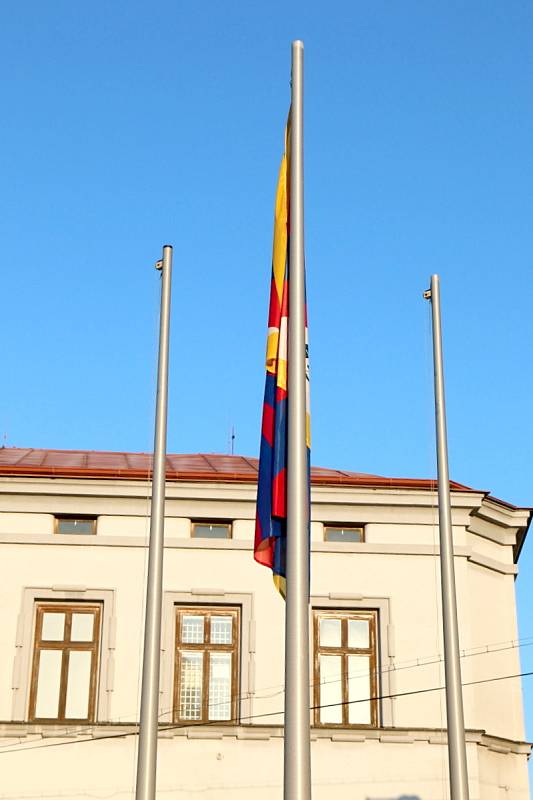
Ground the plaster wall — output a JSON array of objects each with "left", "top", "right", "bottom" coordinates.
[{"left": 0, "top": 476, "right": 529, "bottom": 799}]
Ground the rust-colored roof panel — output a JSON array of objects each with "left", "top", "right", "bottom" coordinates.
[
  {"left": 45, "top": 451, "right": 89, "bottom": 468},
  {"left": 0, "top": 446, "right": 476, "bottom": 492},
  {"left": 0, "top": 447, "right": 528, "bottom": 562},
  {"left": 9, "top": 448, "right": 45, "bottom": 466}
]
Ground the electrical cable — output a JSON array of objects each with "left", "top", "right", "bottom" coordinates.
[
  {"left": 3, "top": 635, "right": 531, "bottom": 751},
  {"left": 0, "top": 667, "right": 531, "bottom": 755}
]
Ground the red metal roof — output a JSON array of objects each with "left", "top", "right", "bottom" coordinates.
[{"left": 0, "top": 446, "right": 474, "bottom": 492}]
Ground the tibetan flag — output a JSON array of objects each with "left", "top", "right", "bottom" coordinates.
[{"left": 254, "top": 123, "right": 310, "bottom": 597}]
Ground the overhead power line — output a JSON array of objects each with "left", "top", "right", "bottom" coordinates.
[
  {"left": 2, "top": 633, "right": 531, "bottom": 749},
  {"left": 0, "top": 668, "right": 531, "bottom": 756}
]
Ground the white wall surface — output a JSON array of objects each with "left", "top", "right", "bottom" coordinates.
[{"left": 0, "top": 475, "right": 529, "bottom": 799}]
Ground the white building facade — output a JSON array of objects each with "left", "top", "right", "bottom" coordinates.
[{"left": 0, "top": 447, "right": 530, "bottom": 800}]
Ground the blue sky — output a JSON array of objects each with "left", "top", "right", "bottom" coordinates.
[{"left": 2, "top": 0, "right": 532, "bottom": 781}]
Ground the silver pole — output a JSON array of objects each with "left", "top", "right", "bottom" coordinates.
[
  {"left": 135, "top": 244, "right": 173, "bottom": 800},
  {"left": 285, "top": 40, "right": 311, "bottom": 800},
  {"left": 425, "top": 274, "right": 470, "bottom": 800}
]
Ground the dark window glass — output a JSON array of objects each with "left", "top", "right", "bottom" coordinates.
[
  {"left": 56, "top": 518, "right": 96, "bottom": 535},
  {"left": 192, "top": 523, "right": 231, "bottom": 539},
  {"left": 324, "top": 526, "right": 363, "bottom": 543}
]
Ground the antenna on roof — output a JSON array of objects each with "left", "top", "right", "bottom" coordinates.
[
  {"left": 228, "top": 425, "right": 236, "bottom": 456},
  {"left": 2, "top": 433, "right": 6, "bottom": 449}
]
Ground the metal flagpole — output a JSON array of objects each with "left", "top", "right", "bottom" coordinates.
[
  {"left": 424, "top": 274, "right": 470, "bottom": 800},
  {"left": 285, "top": 40, "right": 312, "bottom": 800},
  {"left": 135, "top": 244, "right": 173, "bottom": 800}
]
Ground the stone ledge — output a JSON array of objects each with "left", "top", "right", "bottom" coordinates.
[
  {"left": 0, "top": 723, "right": 529, "bottom": 756},
  {"left": 379, "top": 734, "right": 414, "bottom": 744},
  {"left": 187, "top": 730, "right": 224, "bottom": 740}
]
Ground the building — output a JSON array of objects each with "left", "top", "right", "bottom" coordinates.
[{"left": 0, "top": 447, "right": 530, "bottom": 799}]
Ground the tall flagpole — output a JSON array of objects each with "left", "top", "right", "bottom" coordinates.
[
  {"left": 424, "top": 274, "right": 470, "bottom": 800},
  {"left": 285, "top": 40, "right": 312, "bottom": 800},
  {"left": 135, "top": 244, "right": 173, "bottom": 800}
]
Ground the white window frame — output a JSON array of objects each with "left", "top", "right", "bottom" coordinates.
[{"left": 12, "top": 587, "right": 116, "bottom": 723}]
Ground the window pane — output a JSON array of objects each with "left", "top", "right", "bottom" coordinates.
[
  {"left": 57, "top": 519, "right": 94, "bottom": 535},
  {"left": 319, "top": 655, "right": 343, "bottom": 724},
  {"left": 71, "top": 613, "right": 95, "bottom": 642},
  {"left": 41, "top": 612, "right": 66, "bottom": 641},
  {"left": 181, "top": 615, "right": 205, "bottom": 644},
  {"left": 65, "top": 651, "right": 92, "bottom": 719},
  {"left": 194, "top": 524, "right": 229, "bottom": 539},
  {"left": 210, "top": 616, "right": 232, "bottom": 644},
  {"left": 319, "top": 617, "right": 341, "bottom": 648},
  {"left": 348, "top": 655, "right": 372, "bottom": 725},
  {"left": 179, "top": 652, "right": 203, "bottom": 720},
  {"left": 208, "top": 653, "right": 232, "bottom": 720},
  {"left": 325, "top": 527, "right": 362, "bottom": 543},
  {"left": 34, "top": 650, "right": 63, "bottom": 718},
  {"left": 348, "top": 619, "right": 370, "bottom": 649}
]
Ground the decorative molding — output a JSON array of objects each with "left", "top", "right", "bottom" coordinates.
[
  {"left": 467, "top": 515, "right": 517, "bottom": 546},
  {"left": 379, "top": 734, "right": 414, "bottom": 743},
  {"left": 187, "top": 730, "right": 223, "bottom": 740},
  {"left": 160, "top": 590, "right": 254, "bottom": 727},
  {"left": 488, "top": 743, "right": 511, "bottom": 754},
  {"left": 467, "top": 551, "right": 517, "bottom": 576},
  {"left": 0, "top": 723, "right": 528, "bottom": 755},
  {"left": 11, "top": 587, "right": 116, "bottom": 722},
  {"left": 387, "top": 624, "right": 396, "bottom": 657},
  {"left": 0, "top": 533, "right": 252, "bottom": 550},
  {"left": 311, "top": 594, "right": 394, "bottom": 728}
]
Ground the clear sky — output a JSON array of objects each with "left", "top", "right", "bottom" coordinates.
[{"left": 2, "top": 0, "right": 533, "bottom": 783}]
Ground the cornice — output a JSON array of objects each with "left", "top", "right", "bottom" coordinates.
[{"left": 0, "top": 722, "right": 528, "bottom": 755}]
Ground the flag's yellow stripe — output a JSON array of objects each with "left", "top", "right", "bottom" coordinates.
[
  {"left": 272, "top": 154, "right": 288, "bottom": 304},
  {"left": 274, "top": 574, "right": 286, "bottom": 598},
  {"left": 277, "top": 358, "right": 287, "bottom": 393},
  {"left": 266, "top": 331, "right": 279, "bottom": 374}
]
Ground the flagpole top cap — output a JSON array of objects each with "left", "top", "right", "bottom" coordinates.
[{"left": 292, "top": 40, "right": 304, "bottom": 49}]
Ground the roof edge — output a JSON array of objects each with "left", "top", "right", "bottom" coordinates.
[{"left": 0, "top": 463, "right": 478, "bottom": 493}]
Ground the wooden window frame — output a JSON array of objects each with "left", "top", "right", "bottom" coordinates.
[
  {"left": 323, "top": 525, "right": 364, "bottom": 543},
  {"left": 191, "top": 521, "right": 232, "bottom": 539},
  {"left": 54, "top": 516, "right": 97, "bottom": 535},
  {"left": 313, "top": 609, "right": 378, "bottom": 728},
  {"left": 173, "top": 606, "right": 240, "bottom": 724},
  {"left": 28, "top": 603, "right": 102, "bottom": 723}
]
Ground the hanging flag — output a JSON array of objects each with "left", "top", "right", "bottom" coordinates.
[{"left": 254, "top": 120, "right": 310, "bottom": 597}]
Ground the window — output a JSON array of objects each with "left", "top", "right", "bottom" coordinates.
[
  {"left": 324, "top": 526, "right": 364, "bottom": 543},
  {"left": 29, "top": 603, "right": 101, "bottom": 722},
  {"left": 191, "top": 522, "right": 231, "bottom": 539},
  {"left": 174, "top": 606, "right": 239, "bottom": 723},
  {"left": 55, "top": 517, "right": 96, "bottom": 535},
  {"left": 313, "top": 609, "right": 378, "bottom": 727}
]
